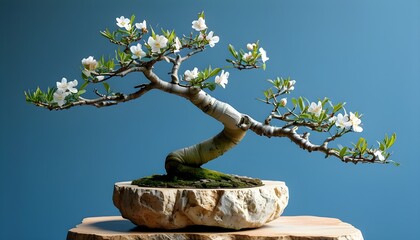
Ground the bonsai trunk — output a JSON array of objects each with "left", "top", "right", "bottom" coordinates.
[{"left": 165, "top": 90, "right": 248, "bottom": 177}]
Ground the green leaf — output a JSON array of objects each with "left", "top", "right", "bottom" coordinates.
[
  {"left": 300, "top": 113, "right": 312, "bottom": 119},
  {"left": 228, "top": 44, "right": 238, "bottom": 59},
  {"left": 339, "top": 147, "right": 348, "bottom": 157},
  {"left": 103, "top": 82, "right": 111, "bottom": 93},
  {"left": 202, "top": 82, "right": 216, "bottom": 91},
  {"left": 198, "top": 11, "right": 205, "bottom": 19},
  {"left": 79, "top": 80, "right": 89, "bottom": 91},
  {"left": 298, "top": 97, "right": 305, "bottom": 111},
  {"left": 77, "top": 89, "right": 86, "bottom": 96},
  {"left": 107, "top": 59, "right": 115, "bottom": 70},
  {"left": 150, "top": 27, "right": 156, "bottom": 38},
  {"left": 209, "top": 68, "right": 222, "bottom": 78},
  {"left": 387, "top": 133, "right": 397, "bottom": 148},
  {"left": 24, "top": 90, "right": 31, "bottom": 101},
  {"left": 263, "top": 89, "right": 274, "bottom": 100},
  {"left": 333, "top": 102, "right": 345, "bottom": 113},
  {"left": 389, "top": 160, "right": 400, "bottom": 166},
  {"left": 291, "top": 98, "right": 298, "bottom": 107},
  {"left": 130, "top": 14, "right": 136, "bottom": 25},
  {"left": 167, "top": 30, "right": 176, "bottom": 43},
  {"left": 355, "top": 137, "right": 367, "bottom": 154}
]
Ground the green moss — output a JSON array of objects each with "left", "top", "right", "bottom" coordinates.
[{"left": 131, "top": 167, "right": 263, "bottom": 189}]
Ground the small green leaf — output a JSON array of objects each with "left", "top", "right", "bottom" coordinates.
[
  {"left": 150, "top": 27, "right": 156, "bottom": 38},
  {"left": 103, "top": 82, "right": 111, "bottom": 93},
  {"left": 333, "top": 102, "right": 345, "bottom": 113},
  {"left": 387, "top": 133, "right": 397, "bottom": 148},
  {"left": 167, "top": 30, "right": 176, "bottom": 43},
  {"left": 130, "top": 14, "right": 136, "bottom": 25},
  {"left": 300, "top": 113, "right": 312, "bottom": 119},
  {"left": 339, "top": 147, "right": 348, "bottom": 157},
  {"left": 298, "top": 97, "right": 305, "bottom": 111},
  {"left": 209, "top": 68, "right": 222, "bottom": 78},
  {"left": 77, "top": 89, "right": 86, "bottom": 96},
  {"left": 79, "top": 80, "right": 89, "bottom": 91},
  {"left": 291, "top": 98, "right": 298, "bottom": 107},
  {"left": 228, "top": 44, "right": 238, "bottom": 59},
  {"left": 389, "top": 160, "right": 400, "bottom": 166},
  {"left": 202, "top": 82, "right": 216, "bottom": 91}
]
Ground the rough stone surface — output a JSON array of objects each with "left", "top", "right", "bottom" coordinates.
[
  {"left": 67, "top": 215, "right": 364, "bottom": 240},
  {"left": 113, "top": 180, "right": 289, "bottom": 230}
]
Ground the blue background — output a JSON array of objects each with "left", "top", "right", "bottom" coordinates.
[{"left": 1, "top": 0, "right": 419, "bottom": 239}]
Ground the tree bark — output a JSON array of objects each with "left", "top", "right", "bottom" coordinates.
[{"left": 165, "top": 90, "right": 248, "bottom": 175}]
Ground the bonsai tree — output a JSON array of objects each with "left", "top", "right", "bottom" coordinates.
[{"left": 25, "top": 13, "right": 396, "bottom": 188}]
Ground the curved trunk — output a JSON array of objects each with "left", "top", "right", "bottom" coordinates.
[
  {"left": 165, "top": 90, "right": 247, "bottom": 175},
  {"left": 142, "top": 70, "right": 250, "bottom": 175}
]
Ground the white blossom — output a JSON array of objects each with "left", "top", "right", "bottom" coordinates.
[
  {"left": 206, "top": 31, "right": 219, "bottom": 47},
  {"left": 247, "top": 43, "right": 256, "bottom": 51},
  {"left": 215, "top": 70, "right": 229, "bottom": 88},
  {"left": 147, "top": 35, "right": 168, "bottom": 53},
  {"left": 135, "top": 20, "right": 147, "bottom": 31},
  {"left": 328, "top": 115, "right": 337, "bottom": 124},
  {"left": 116, "top": 16, "right": 131, "bottom": 30},
  {"left": 242, "top": 52, "right": 253, "bottom": 62},
  {"left": 374, "top": 150, "right": 385, "bottom": 161},
  {"left": 192, "top": 17, "right": 207, "bottom": 31},
  {"left": 130, "top": 43, "right": 146, "bottom": 59},
  {"left": 308, "top": 101, "right": 323, "bottom": 117},
  {"left": 198, "top": 32, "right": 205, "bottom": 41},
  {"left": 96, "top": 76, "right": 105, "bottom": 81},
  {"left": 349, "top": 112, "right": 363, "bottom": 132},
  {"left": 287, "top": 80, "right": 296, "bottom": 91},
  {"left": 259, "top": 47, "right": 269, "bottom": 63},
  {"left": 81, "top": 56, "right": 98, "bottom": 71},
  {"left": 335, "top": 113, "right": 352, "bottom": 129},
  {"left": 174, "top": 37, "right": 182, "bottom": 53},
  {"left": 57, "top": 78, "right": 78, "bottom": 93},
  {"left": 53, "top": 89, "right": 70, "bottom": 107},
  {"left": 184, "top": 67, "right": 199, "bottom": 81},
  {"left": 279, "top": 98, "right": 287, "bottom": 107}
]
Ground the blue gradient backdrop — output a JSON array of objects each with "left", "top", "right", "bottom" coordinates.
[{"left": 1, "top": 0, "right": 419, "bottom": 239}]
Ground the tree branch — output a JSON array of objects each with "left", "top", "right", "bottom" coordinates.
[
  {"left": 170, "top": 55, "right": 182, "bottom": 84},
  {"left": 35, "top": 84, "right": 154, "bottom": 110},
  {"left": 244, "top": 115, "right": 380, "bottom": 164}
]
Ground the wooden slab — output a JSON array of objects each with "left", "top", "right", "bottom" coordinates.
[{"left": 67, "top": 215, "right": 363, "bottom": 240}]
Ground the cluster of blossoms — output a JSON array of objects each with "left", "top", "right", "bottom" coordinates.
[
  {"left": 243, "top": 43, "right": 269, "bottom": 63},
  {"left": 277, "top": 97, "right": 364, "bottom": 133},
  {"left": 185, "top": 17, "right": 224, "bottom": 86},
  {"left": 53, "top": 78, "right": 78, "bottom": 107},
  {"left": 329, "top": 111, "right": 363, "bottom": 133},
  {"left": 115, "top": 15, "right": 221, "bottom": 60},
  {"left": 116, "top": 16, "right": 169, "bottom": 57},
  {"left": 307, "top": 100, "right": 363, "bottom": 132},
  {"left": 53, "top": 56, "right": 100, "bottom": 107},
  {"left": 183, "top": 67, "right": 229, "bottom": 89},
  {"left": 116, "top": 16, "right": 147, "bottom": 32},
  {"left": 192, "top": 17, "right": 219, "bottom": 47}
]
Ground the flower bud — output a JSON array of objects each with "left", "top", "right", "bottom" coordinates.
[
  {"left": 246, "top": 43, "right": 255, "bottom": 51},
  {"left": 287, "top": 80, "right": 296, "bottom": 91},
  {"left": 96, "top": 76, "right": 105, "bottom": 81},
  {"left": 279, "top": 98, "right": 287, "bottom": 107}
]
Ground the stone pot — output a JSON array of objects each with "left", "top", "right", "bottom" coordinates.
[{"left": 113, "top": 180, "right": 289, "bottom": 230}]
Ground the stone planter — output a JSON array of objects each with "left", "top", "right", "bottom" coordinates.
[{"left": 113, "top": 180, "right": 289, "bottom": 230}]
